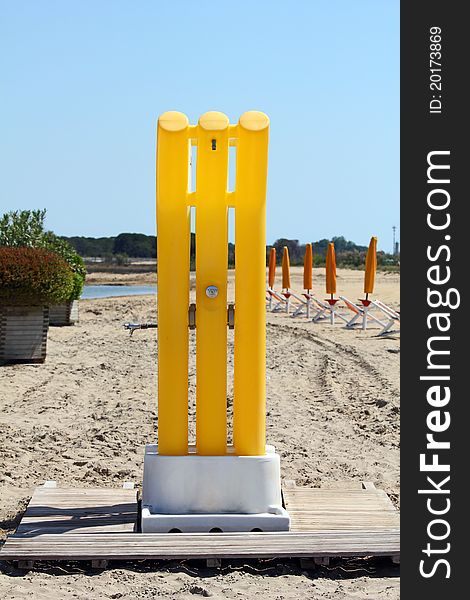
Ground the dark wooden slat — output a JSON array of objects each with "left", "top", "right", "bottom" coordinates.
[{"left": 0, "top": 529, "right": 400, "bottom": 561}]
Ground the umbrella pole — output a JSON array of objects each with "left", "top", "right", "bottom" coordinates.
[{"left": 362, "top": 293, "right": 370, "bottom": 330}]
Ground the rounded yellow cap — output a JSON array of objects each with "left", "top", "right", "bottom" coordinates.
[
  {"left": 199, "top": 111, "right": 230, "bottom": 131},
  {"left": 158, "top": 111, "right": 189, "bottom": 132},
  {"left": 239, "top": 111, "right": 269, "bottom": 131}
]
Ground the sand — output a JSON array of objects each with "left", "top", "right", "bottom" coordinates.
[
  {"left": 0, "top": 268, "right": 400, "bottom": 599},
  {"left": 85, "top": 270, "right": 156, "bottom": 286}
]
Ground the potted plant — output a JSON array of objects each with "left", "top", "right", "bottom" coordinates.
[
  {"left": 0, "top": 209, "right": 87, "bottom": 326},
  {"left": 0, "top": 246, "right": 74, "bottom": 363},
  {"left": 42, "top": 233, "right": 87, "bottom": 326}
]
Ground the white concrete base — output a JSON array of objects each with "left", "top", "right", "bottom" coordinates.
[
  {"left": 141, "top": 444, "right": 290, "bottom": 533},
  {"left": 141, "top": 507, "right": 290, "bottom": 533}
]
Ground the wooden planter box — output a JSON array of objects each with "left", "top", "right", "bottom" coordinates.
[
  {"left": 49, "top": 300, "right": 79, "bottom": 326},
  {"left": 0, "top": 305, "right": 49, "bottom": 364}
]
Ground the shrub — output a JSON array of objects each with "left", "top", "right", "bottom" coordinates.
[
  {"left": 0, "top": 247, "right": 75, "bottom": 306},
  {"left": 41, "top": 233, "right": 87, "bottom": 300},
  {"left": 0, "top": 210, "right": 87, "bottom": 301}
]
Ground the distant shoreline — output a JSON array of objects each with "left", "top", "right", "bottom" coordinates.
[
  {"left": 85, "top": 270, "right": 156, "bottom": 286},
  {"left": 85, "top": 267, "right": 400, "bottom": 294}
]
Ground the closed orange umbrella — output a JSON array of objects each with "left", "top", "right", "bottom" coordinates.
[
  {"left": 268, "top": 247, "right": 276, "bottom": 288},
  {"left": 282, "top": 246, "right": 291, "bottom": 290},
  {"left": 303, "top": 243, "right": 313, "bottom": 291},
  {"left": 364, "top": 236, "right": 377, "bottom": 296},
  {"left": 325, "top": 243, "right": 336, "bottom": 296}
]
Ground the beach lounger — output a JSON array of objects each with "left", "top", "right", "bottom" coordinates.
[
  {"left": 311, "top": 297, "right": 350, "bottom": 325},
  {"left": 369, "top": 299, "right": 400, "bottom": 335},
  {"left": 339, "top": 296, "right": 387, "bottom": 330},
  {"left": 267, "top": 287, "right": 288, "bottom": 312},
  {"left": 291, "top": 292, "right": 324, "bottom": 319}
]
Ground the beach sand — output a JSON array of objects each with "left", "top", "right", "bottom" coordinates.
[{"left": 0, "top": 268, "right": 400, "bottom": 599}]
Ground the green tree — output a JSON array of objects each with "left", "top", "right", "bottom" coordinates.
[
  {"left": 0, "top": 209, "right": 46, "bottom": 247},
  {"left": 115, "top": 252, "right": 130, "bottom": 266},
  {"left": 113, "top": 233, "right": 156, "bottom": 258},
  {"left": 64, "top": 236, "right": 115, "bottom": 257},
  {"left": 272, "top": 239, "right": 304, "bottom": 264}
]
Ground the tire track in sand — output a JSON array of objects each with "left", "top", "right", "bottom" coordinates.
[{"left": 265, "top": 321, "right": 399, "bottom": 500}]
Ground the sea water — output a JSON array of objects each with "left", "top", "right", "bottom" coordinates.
[{"left": 81, "top": 285, "right": 156, "bottom": 300}]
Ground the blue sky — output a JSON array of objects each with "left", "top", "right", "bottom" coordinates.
[{"left": 0, "top": 1, "right": 399, "bottom": 251}]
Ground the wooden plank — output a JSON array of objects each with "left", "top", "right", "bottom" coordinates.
[
  {"left": 0, "top": 327, "right": 47, "bottom": 333},
  {"left": 2, "top": 317, "right": 47, "bottom": 323},
  {"left": 1, "top": 322, "right": 47, "bottom": 328},
  {"left": 0, "top": 321, "right": 40, "bottom": 327},
  {"left": 0, "top": 315, "right": 47, "bottom": 320},
  {"left": 284, "top": 487, "right": 399, "bottom": 532},
  {"left": 13, "top": 488, "right": 136, "bottom": 536},
  {"left": 0, "top": 486, "right": 400, "bottom": 563},
  {"left": 27, "top": 488, "right": 135, "bottom": 501},
  {"left": 1, "top": 530, "right": 399, "bottom": 561},
  {"left": 1, "top": 342, "right": 46, "bottom": 349}
]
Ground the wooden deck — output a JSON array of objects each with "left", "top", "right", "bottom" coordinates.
[
  {"left": 13, "top": 487, "right": 137, "bottom": 536},
  {"left": 0, "top": 482, "right": 399, "bottom": 566}
]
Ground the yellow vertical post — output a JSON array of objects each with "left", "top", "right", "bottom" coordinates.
[
  {"left": 195, "top": 112, "right": 230, "bottom": 455},
  {"left": 233, "top": 111, "right": 270, "bottom": 456},
  {"left": 156, "top": 111, "right": 190, "bottom": 455}
]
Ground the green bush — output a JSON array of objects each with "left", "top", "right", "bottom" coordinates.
[
  {"left": 0, "top": 209, "right": 87, "bottom": 301},
  {"left": 41, "top": 232, "right": 87, "bottom": 300},
  {"left": 0, "top": 247, "right": 75, "bottom": 306}
]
